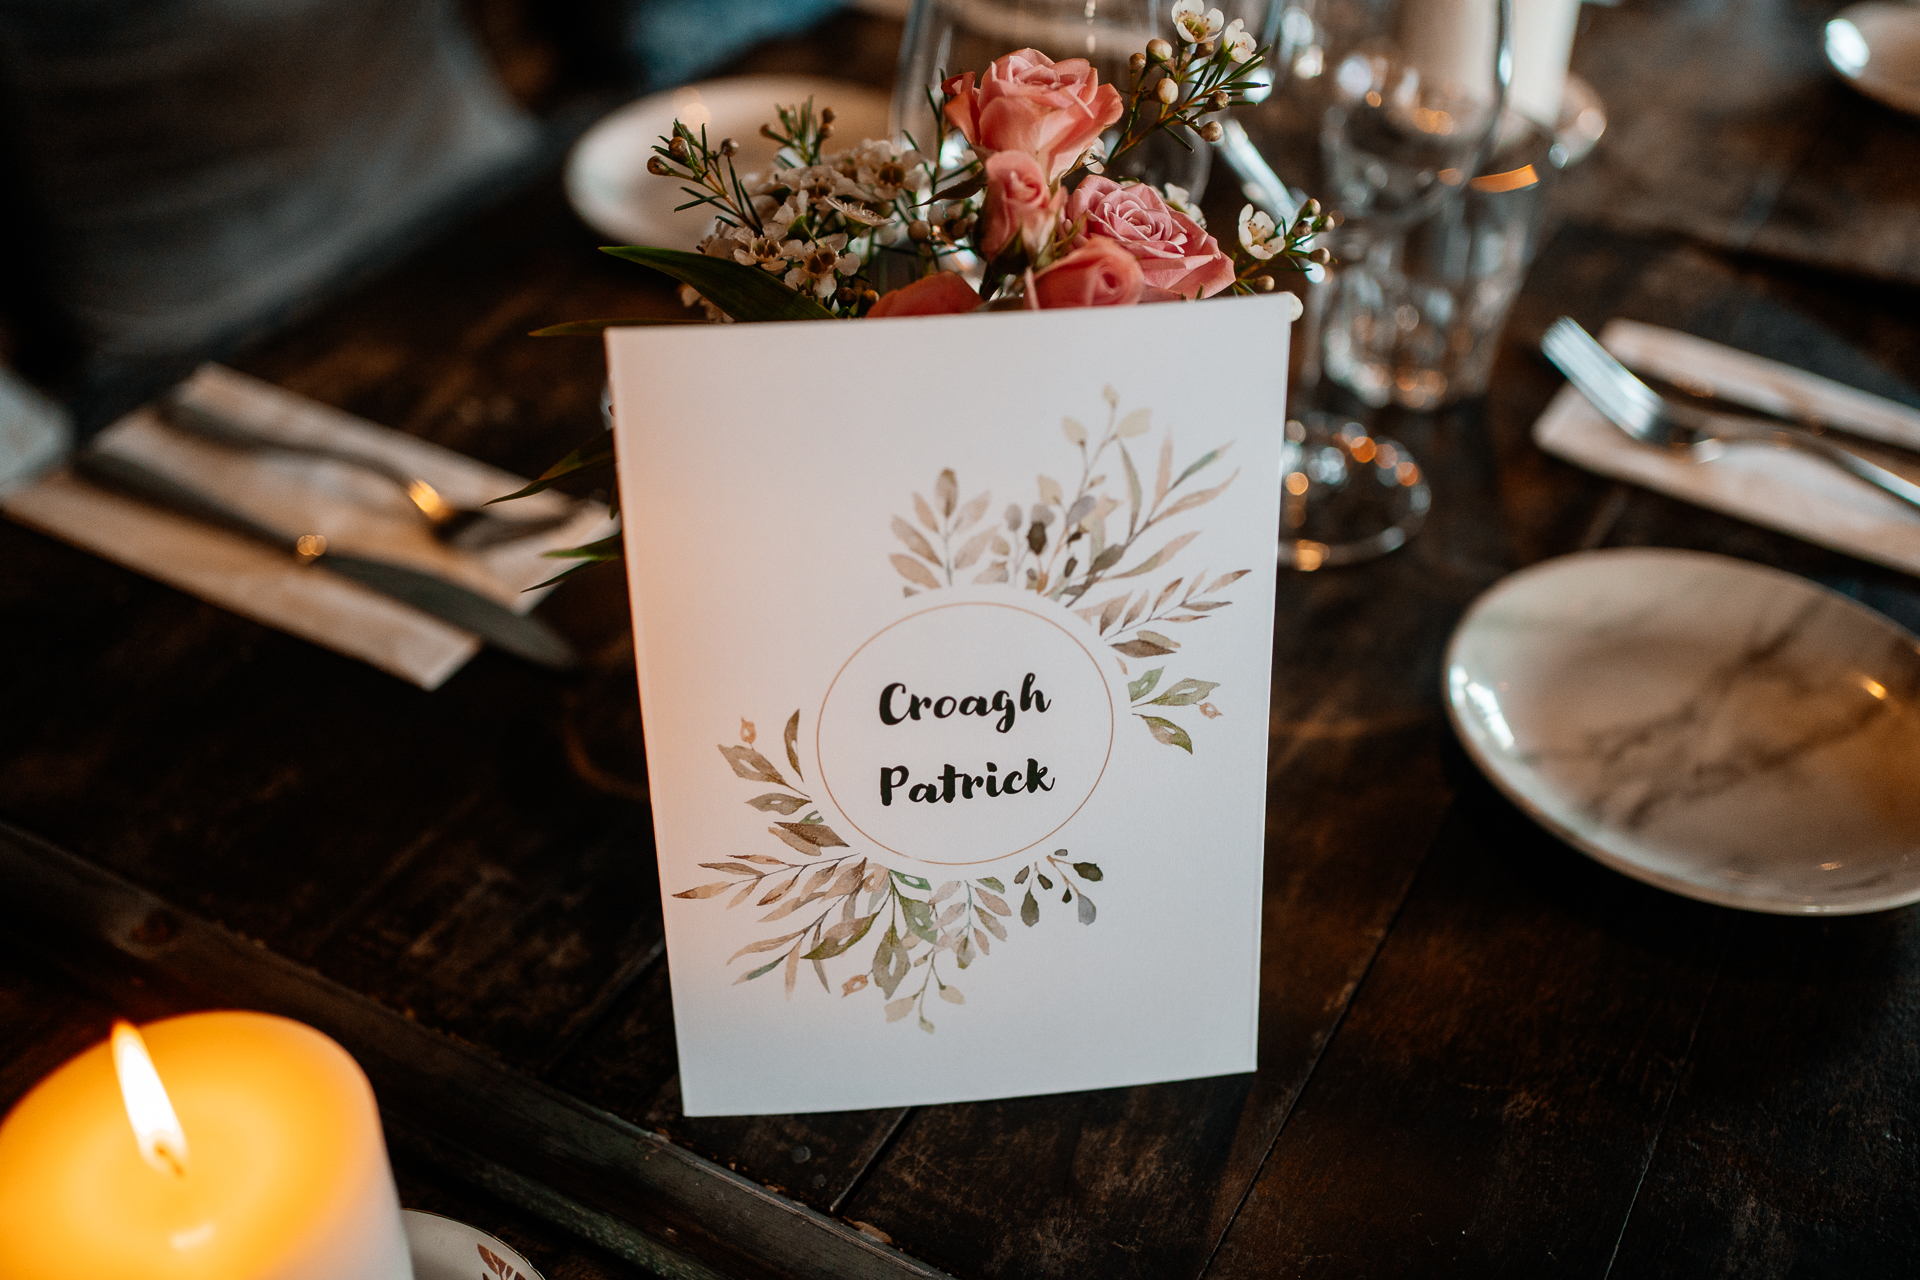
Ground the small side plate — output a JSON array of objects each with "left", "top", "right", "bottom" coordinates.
[
  {"left": 1826, "top": 2, "right": 1920, "bottom": 118},
  {"left": 566, "top": 76, "right": 893, "bottom": 247},
  {"left": 403, "top": 1209, "right": 544, "bottom": 1280},
  {"left": 1445, "top": 548, "right": 1920, "bottom": 914}
]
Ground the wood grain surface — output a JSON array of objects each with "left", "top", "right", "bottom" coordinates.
[{"left": 2, "top": 3, "right": 1918, "bottom": 1276}]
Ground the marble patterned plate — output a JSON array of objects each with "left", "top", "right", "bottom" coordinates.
[
  {"left": 403, "top": 1209, "right": 544, "bottom": 1280},
  {"left": 1445, "top": 548, "right": 1920, "bottom": 914}
]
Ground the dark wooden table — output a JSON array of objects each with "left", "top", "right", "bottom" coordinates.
[{"left": 5, "top": 4, "right": 1919, "bottom": 1277}]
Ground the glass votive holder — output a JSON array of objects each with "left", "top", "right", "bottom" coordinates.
[{"left": 1316, "top": 78, "right": 1606, "bottom": 410}]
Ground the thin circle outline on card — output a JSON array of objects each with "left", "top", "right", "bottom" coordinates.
[{"left": 815, "top": 600, "right": 1116, "bottom": 866}]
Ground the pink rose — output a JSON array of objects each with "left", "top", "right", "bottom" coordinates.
[
  {"left": 1030, "top": 239, "right": 1143, "bottom": 309},
  {"left": 867, "top": 272, "right": 981, "bottom": 318},
  {"left": 978, "top": 151, "right": 1061, "bottom": 260},
  {"left": 1063, "top": 177, "right": 1236, "bottom": 300},
  {"left": 943, "top": 49, "right": 1124, "bottom": 181}
]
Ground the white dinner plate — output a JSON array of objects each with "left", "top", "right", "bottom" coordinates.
[
  {"left": 1826, "top": 2, "right": 1920, "bottom": 118},
  {"left": 403, "top": 1209, "right": 544, "bottom": 1280},
  {"left": 1445, "top": 548, "right": 1920, "bottom": 914},
  {"left": 565, "top": 76, "right": 894, "bottom": 247}
]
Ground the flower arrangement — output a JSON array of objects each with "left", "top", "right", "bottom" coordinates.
[{"left": 509, "top": 1, "right": 1329, "bottom": 580}]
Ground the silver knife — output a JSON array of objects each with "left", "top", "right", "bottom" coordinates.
[{"left": 73, "top": 450, "right": 579, "bottom": 671}]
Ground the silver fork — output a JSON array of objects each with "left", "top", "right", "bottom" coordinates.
[
  {"left": 1541, "top": 317, "right": 1920, "bottom": 515},
  {"left": 157, "top": 394, "right": 578, "bottom": 549}
]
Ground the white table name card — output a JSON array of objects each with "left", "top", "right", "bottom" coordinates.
[{"left": 609, "top": 297, "right": 1292, "bottom": 1114}]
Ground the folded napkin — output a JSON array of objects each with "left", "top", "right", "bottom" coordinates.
[
  {"left": 1534, "top": 319, "right": 1920, "bottom": 577},
  {"left": 2, "top": 365, "right": 613, "bottom": 689}
]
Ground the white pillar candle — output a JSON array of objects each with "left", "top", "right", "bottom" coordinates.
[
  {"left": 1398, "top": 0, "right": 1582, "bottom": 126},
  {"left": 0, "top": 1012, "right": 413, "bottom": 1280}
]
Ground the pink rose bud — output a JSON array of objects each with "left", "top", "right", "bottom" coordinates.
[
  {"left": 942, "top": 49, "right": 1124, "bottom": 181},
  {"left": 1030, "top": 239, "right": 1144, "bottom": 309},
  {"left": 867, "top": 272, "right": 982, "bottom": 318},
  {"left": 1060, "top": 177, "right": 1236, "bottom": 300},
  {"left": 979, "top": 151, "right": 1060, "bottom": 260}
]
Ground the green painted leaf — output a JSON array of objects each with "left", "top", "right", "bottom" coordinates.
[
  {"left": 1072, "top": 862, "right": 1104, "bottom": 881},
  {"left": 1020, "top": 888, "right": 1039, "bottom": 927},
  {"left": 802, "top": 912, "right": 878, "bottom": 960},
  {"left": 1172, "top": 443, "right": 1231, "bottom": 490},
  {"left": 1128, "top": 667, "right": 1165, "bottom": 702},
  {"left": 891, "top": 870, "right": 933, "bottom": 891},
  {"left": 900, "top": 897, "right": 939, "bottom": 944},
  {"left": 529, "top": 317, "right": 700, "bottom": 336},
  {"left": 735, "top": 958, "right": 783, "bottom": 983},
  {"left": 600, "top": 246, "right": 835, "bottom": 322},
  {"left": 1149, "top": 677, "right": 1221, "bottom": 706},
  {"left": 1138, "top": 714, "right": 1193, "bottom": 753},
  {"left": 976, "top": 876, "right": 1004, "bottom": 892}
]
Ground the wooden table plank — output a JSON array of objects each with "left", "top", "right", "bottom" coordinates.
[
  {"left": 1606, "top": 911, "right": 1920, "bottom": 1277},
  {"left": 1204, "top": 781, "right": 1725, "bottom": 1278}
]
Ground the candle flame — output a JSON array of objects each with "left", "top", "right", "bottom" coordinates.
[{"left": 110, "top": 1020, "right": 190, "bottom": 1178}]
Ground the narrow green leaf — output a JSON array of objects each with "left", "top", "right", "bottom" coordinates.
[
  {"left": 1128, "top": 667, "right": 1165, "bottom": 702},
  {"left": 541, "top": 534, "right": 624, "bottom": 561},
  {"left": 1149, "top": 677, "right": 1221, "bottom": 707},
  {"left": 976, "top": 876, "right": 1004, "bottom": 892},
  {"left": 1172, "top": 444, "right": 1231, "bottom": 490},
  {"left": 529, "top": 317, "right": 700, "bottom": 336},
  {"left": 488, "top": 428, "right": 614, "bottom": 505},
  {"left": 600, "top": 246, "right": 835, "bottom": 322},
  {"left": 891, "top": 869, "right": 933, "bottom": 891}
]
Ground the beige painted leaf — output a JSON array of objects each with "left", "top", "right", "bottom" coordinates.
[
  {"left": 1111, "top": 530, "right": 1202, "bottom": 579},
  {"left": 891, "top": 553, "right": 942, "bottom": 590},
  {"left": 843, "top": 973, "right": 870, "bottom": 996},
  {"left": 719, "top": 744, "right": 787, "bottom": 785},
  {"left": 991, "top": 534, "right": 1010, "bottom": 555},
  {"left": 975, "top": 906, "right": 1007, "bottom": 940},
  {"left": 913, "top": 491, "right": 939, "bottom": 532},
  {"left": 974, "top": 888, "right": 1012, "bottom": 916},
  {"left": 1038, "top": 474, "right": 1065, "bottom": 507},
  {"left": 757, "top": 872, "right": 799, "bottom": 905},
  {"left": 1159, "top": 469, "right": 1240, "bottom": 521},
  {"left": 801, "top": 863, "right": 837, "bottom": 896},
  {"left": 973, "top": 926, "right": 992, "bottom": 954},
  {"left": 1154, "top": 578, "right": 1184, "bottom": 613},
  {"left": 1206, "top": 569, "right": 1251, "bottom": 594},
  {"left": 1062, "top": 416, "right": 1087, "bottom": 447},
  {"left": 1112, "top": 635, "right": 1178, "bottom": 658},
  {"left": 1122, "top": 593, "right": 1148, "bottom": 627},
  {"left": 769, "top": 826, "right": 826, "bottom": 857},
  {"left": 939, "top": 985, "right": 965, "bottom": 1004},
  {"left": 953, "top": 527, "right": 995, "bottom": 571},
  {"left": 885, "top": 997, "right": 915, "bottom": 1022},
  {"left": 784, "top": 945, "right": 800, "bottom": 997},
  {"left": 1117, "top": 407, "right": 1152, "bottom": 439},
  {"left": 935, "top": 468, "right": 958, "bottom": 517},
  {"left": 1155, "top": 435, "right": 1173, "bottom": 506},
  {"left": 739, "top": 718, "right": 756, "bottom": 744},
  {"left": 698, "top": 861, "right": 764, "bottom": 875},
  {"left": 727, "top": 930, "right": 805, "bottom": 963},
  {"left": 784, "top": 709, "right": 803, "bottom": 782},
  {"left": 973, "top": 562, "right": 1009, "bottom": 584},
  {"left": 930, "top": 880, "right": 960, "bottom": 905},
  {"left": 955, "top": 490, "right": 990, "bottom": 530},
  {"left": 892, "top": 516, "right": 941, "bottom": 565},
  {"left": 673, "top": 881, "right": 733, "bottom": 899},
  {"left": 728, "top": 881, "right": 759, "bottom": 908},
  {"left": 775, "top": 821, "right": 849, "bottom": 848},
  {"left": 761, "top": 890, "right": 826, "bottom": 921}
]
